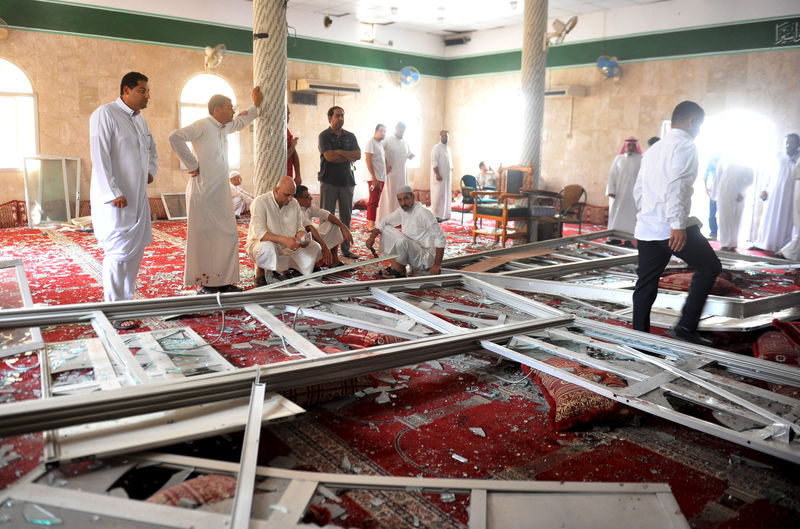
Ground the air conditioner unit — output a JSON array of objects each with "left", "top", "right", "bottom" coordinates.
[
  {"left": 290, "top": 79, "right": 361, "bottom": 95},
  {"left": 444, "top": 34, "right": 471, "bottom": 46},
  {"left": 544, "top": 85, "right": 587, "bottom": 98}
]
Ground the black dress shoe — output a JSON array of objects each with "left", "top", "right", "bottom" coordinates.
[
  {"left": 218, "top": 284, "right": 243, "bottom": 293},
  {"left": 667, "top": 326, "right": 714, "bottom": 347},
  {"left": 197, "top": 286, "right": 220, "bottom": 295}
]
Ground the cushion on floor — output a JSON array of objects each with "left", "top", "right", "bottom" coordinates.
[
  {"left": 146, "top": 474, "right": 236, "bottom": 506},
  {"left": 523, "top": 357, "right": 628, "bottom": 431},
  {"left": 753, "top": 330, "right": 800, "bottom": 366},
  {"left": 338, "top": 327, "right": 401, "bottom": 349},
  {"left": 659, "top": 272, "right": 742, "bottom": 296}
]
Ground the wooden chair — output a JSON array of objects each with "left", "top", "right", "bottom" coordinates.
[
  {"left": 558, "top": 184, "right": 587, "bottom": 234},
  {"left": 471, "top": 166, "right": 533, "bottom": 246}
]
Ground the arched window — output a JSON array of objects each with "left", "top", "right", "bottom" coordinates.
[
  {"left": 0, "top": 58, "right": 37, "bottom": 170},
  {"left": 179, "top": 73, "right": 241, "bottom": 168}
]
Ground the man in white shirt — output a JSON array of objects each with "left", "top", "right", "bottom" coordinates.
[
  {"left": 754, "top": 134, "right": 800, "bottom": 252},
  {"left": 365, "top": 124, "right": 389, "bottom": 231},
  {"left": 606, "top": 137, "right": 642, "bottom": 245},
  {"left": 247, "top": 177, "right": 322, "bottom": 286},
  {"left": 430, "top": 130, "right": 453, "bottom": 222},
  {"left": 169, "top": 86, "right": 263, "bottom": 295},
  {"left": 294, "top": 185, "right": 353, "bottom": 267},
  {"left": 365, "top": 185, "right": 446, "bottom": 278},
  {"left": 380, "top": 122, "right": 415, "bottom": 223},
  {"left": 89, "top": 71, "right": 157, "bottom": 330},
  {"left": 632, "top": 101, "right": 721, "bottom": 345},
  {"left": 229, "top": 171, "right": 253, "bottom": 217}
]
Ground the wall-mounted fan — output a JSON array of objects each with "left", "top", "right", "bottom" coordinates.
[
  {"left": 597, "top": 56, "right": 621, "bottom": 81},
  {"left": 543, "top": 16, "right": 577, "bottom": 51},
  {"left": 204, "top": 44, "right": 226, "bottom": 70},
  {"left": 399, "top": 66, "right": 420, "bottom": 88}
]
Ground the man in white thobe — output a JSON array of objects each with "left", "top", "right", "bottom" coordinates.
[
  {"left": 378, "top": 122, "right": 415, "bottom": 223},
  {"left": 366, "top": 185, "right": 446, "bottom": 278},
  {"left": 778, "top": 156, "right": 800, "bottom": 260},
  {"left": 753, "top": 134, "right": 800, "bottom": 252},
  {"left": 430, "top": 130, "right": 453, "bottom": 222},
  {"left": 606, "top": 137, "right": 642, "bottom": 244},
  {"left": 712, "top": 159, "right": 754, "bottom": 252},
  {"left": 169, "top": 86, "right": 263, "bottom": 294},
  {"left": 90, "top": 72, "right": 157, "bottom": 330},
  {"left": 229, "top": 171, "right": 253, "bottom": 217},
  {"left": 294, "top": 185, "right": 352, "bottom": 267},
  {"left": 247, "top": 177, "right": 322, "bottom": 286}
]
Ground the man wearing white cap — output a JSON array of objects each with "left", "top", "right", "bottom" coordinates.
[
  {"left": 229, "top": 171, "right": 254, "bottom": 217},
  {"left": 365, "top": 185, "right": 446, "bottom": 278}
]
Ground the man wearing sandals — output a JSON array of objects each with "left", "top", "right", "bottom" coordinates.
[
  {"left": 247, "top": 176, "right": 322, "bottom": 286},
  {"left": 365, "top": 186, "right": 446, "bottom": 278},
  {"left": 89, "top": 72, "right": 157, "bottom": 331}
]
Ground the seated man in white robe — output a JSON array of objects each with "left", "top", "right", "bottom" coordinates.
[
  {"left": 229, "top": 171, "right": 253, "bottom": 217},
  {"left": 246, "top": 176, "right": 322, "bottom": 286},
  {"left": 365, "top": 185, "right": 446, "bottom": 278},
  {"left": 294, "top": 185, "right": 353, "bottom": 268}
]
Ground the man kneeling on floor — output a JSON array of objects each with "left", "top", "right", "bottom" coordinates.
[
  {"left": 365, "top": 185, "right": 446, "bottom": 278},
  {"left": 247, "top": 176, "right": 322, "bottom": 286},
  {"left": 294, "top": 185, "right": 353, "bottom": 267}
]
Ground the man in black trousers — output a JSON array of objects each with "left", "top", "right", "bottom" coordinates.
[{"left": 632, "top": 101, "right": 721, "bottom": 345}]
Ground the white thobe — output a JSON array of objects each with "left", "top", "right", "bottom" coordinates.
[
  {"left": 379, "top": 134, "right": 413, "bottom": 222},
  {"left": 89, "top": 98, "right": 157, "bottom": 301},
  {"left": 606, "top": 153, "right": 641, "bottom": 234},
  {"left": 755, "top": 152, "right": 799, "bottom": 251},
  {"left": 377, "top": 201, "right": 446, "bottom": 270},
  {"left": 301, "top": 205, "right": 344, "bottom": 250},
  {"left": 430, "top": 142, "right": 453, "bottom": 221},
  {"left": 230, "top": 183, "right": 254, "bottom": 216},
  {"left": 634, "top": 128, "right": 701, "bottom": 241},
  {"left": 711, "top": 160, "right": 753, "bottom": 249},
  {"left": 779, "top": 159, "right": 800, "bottom": 260},
  {"left": 247, "top": 195, "right": 321, "bottom": 275},
  {"left": 169, "top": 107, "right": 257, "bottom": 287}
]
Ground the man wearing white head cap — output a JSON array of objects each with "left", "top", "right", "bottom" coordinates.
[
  {"left": 365, "top": 185, "right": 446, "bottom": 278},
  {"left": 606, "top": 136, "right": 642, "bottom": 245},
  {"left": 229, "top": 171, "right": 253, "bottom": 217}
]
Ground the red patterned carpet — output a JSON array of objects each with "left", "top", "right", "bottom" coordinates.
[{"left": 1, "top": 212, "right": 799, "bottom": 528}]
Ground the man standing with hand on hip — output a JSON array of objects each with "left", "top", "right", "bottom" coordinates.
[
  {"left": 169, "top": 86, "right": 263, "bottom": 294},
  {"left": 632, "top": 101, "right": 721, "bottom": 345}
]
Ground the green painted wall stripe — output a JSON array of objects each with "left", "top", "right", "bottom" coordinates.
[
  {"left": 1, "top": 0, "right": 797, "bottom": 78},
  {"left": 287, "top": 37, "right": 444, "bottom": 76},
  {"left": 1, "top": 0, "right": 254, "bottom": 52}
]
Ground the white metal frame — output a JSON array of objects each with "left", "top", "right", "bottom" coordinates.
[{"left": 22, "top": 155, "right": 81, "bottom": 226}]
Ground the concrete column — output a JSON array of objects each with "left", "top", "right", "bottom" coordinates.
[
  {"left": 252, "top": 0, "right": 288, "bottom": 196},
  {"left": 520, "top": 0, "right": 548, "bottom": 189}
]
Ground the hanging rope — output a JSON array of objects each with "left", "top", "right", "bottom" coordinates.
[
  {"left": 253, "top": 0, "right": 288, "bottom": 196},
  {"left": 520, "top": 0, "right": 548, "bottom": 189}
]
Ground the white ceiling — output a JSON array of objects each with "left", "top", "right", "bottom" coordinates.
[{"left": 288, "top": 0, "right": 667, "bottom": 35}]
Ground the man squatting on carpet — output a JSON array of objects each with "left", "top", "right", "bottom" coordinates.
[
  {"left": 247, "top": 176, "right": 322, "bottom": 285},
  {"left": 365, "top": 185, "right": 446, "bottom": 278},
  {"left": 294, "top": 185, "right": 353, "bottom": 269}
]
